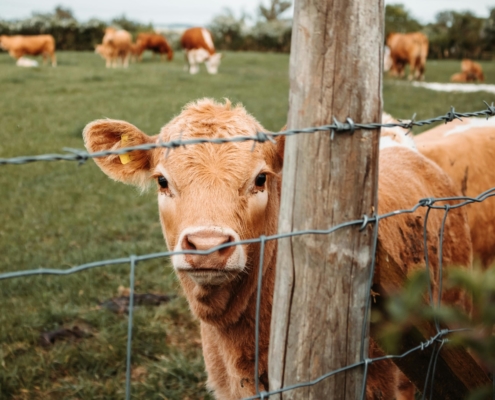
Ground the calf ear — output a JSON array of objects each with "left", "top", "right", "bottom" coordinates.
[{"left": 83, "top": 119, "right": 155, "bottom": 188}]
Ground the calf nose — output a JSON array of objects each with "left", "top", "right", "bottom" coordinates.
[{"left": 181, "top": 230, "right": 236, "bottom": 269}]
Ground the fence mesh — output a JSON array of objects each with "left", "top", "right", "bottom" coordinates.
[{"left": 1, "top": 104, "right": 494, "bottom": 399}]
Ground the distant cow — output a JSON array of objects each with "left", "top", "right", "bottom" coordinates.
[
  {"left": 385, "top": 32, "right": 428, "bottom": 80},
  {"left": 461, "top": 59, "right": 484, "bottom": 82},
  {"left": 450, "top": 72, "right": 470, "bottom": 83},
  {"left": 101, "top": 28, "right": 132, "bottom": 68},
  {"left": 180, "top": 27, "right": 222, "bottom": 74},
  {"left": 0, "top": 34, "right": 56, "bottom": 67},
  {"left": 135, "top": 33, "right": 173, "bottom": 61}
]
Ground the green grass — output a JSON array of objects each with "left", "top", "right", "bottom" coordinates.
[{"left": 0, "top": 51, "right": 494, "bottom": 399}]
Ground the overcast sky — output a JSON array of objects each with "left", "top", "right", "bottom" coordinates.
[{"left": 0, "top": 0, "right": 493, "bottom": 26}]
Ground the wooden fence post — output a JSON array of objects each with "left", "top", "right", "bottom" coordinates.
[{"left": 269, "top": 0, "right": 383, "bottom": 398}]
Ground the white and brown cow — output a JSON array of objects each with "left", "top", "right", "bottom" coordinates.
[
  {"left": 84, "top": 99, "right": 472, "bottom": 399},
  {"left": 180, "top": 27, "right": 222, "bottom": 74}
]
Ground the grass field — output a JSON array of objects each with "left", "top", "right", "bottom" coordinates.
[{"left": 0, "top": 51, "right": 494, "bottom": 399}]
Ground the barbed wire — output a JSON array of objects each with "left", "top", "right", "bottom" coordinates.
[
  {"left": 0, "top": 102, "right": 494, "bottom": 166},
  {"left": 2, "top": 107, "right": 495, "bottom": 400}
]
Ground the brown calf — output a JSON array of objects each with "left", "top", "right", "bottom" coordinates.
[{"left": 84, "top": 99, "right": 472, "bottom": 399}]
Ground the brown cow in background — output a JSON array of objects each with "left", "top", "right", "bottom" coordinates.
[
  {"left": 450, "top": 60, "right": 484, "bottom": 83},
  {"left": 135, "top": 33, "right": 174, "bottom": 61},
  {"left": 101, "top": 27, "right": 132, "bottom": 68},
  {"left": 450, "top": 72, "right": 471, "bottom": 83},
  {"left": 385, "top": 32, "right": 428, "bottom": 81},
  {"left": 0, "top": 34, "right": 56, "bottom": 66},
  {"left": 461, "top": 59, "right": 484, "bottom": 82}
]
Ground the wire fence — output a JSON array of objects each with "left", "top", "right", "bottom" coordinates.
[{"left": 1, "top": 104, "right": 495, "bottom": 399}]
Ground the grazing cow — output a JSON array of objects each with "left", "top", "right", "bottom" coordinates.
[
  {"left": 414, "top": 117, "right": 495, "bottom": 268},
  {"left": 84, "top": 99, "right": 472, "bottom": 399},
  {"left": 101, "top": 28, "right": 132, "bottom": 68},
  {"left": 180, "top": 27, "right": 222, "bottom": 74},
  {"left": 461, "top": 59, "right": 484, "bottom": 82},
  {"left": 135, "top": 33, "right": 174, "bottom": 61},
  {"left": 0, "top": 34, "right": 56, "bottom": 67},
  {"left": 385, "top": 32, "right": 428, "bottom": 80}
]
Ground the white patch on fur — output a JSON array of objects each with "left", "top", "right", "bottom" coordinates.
[
  {"left": 444, "top": 117, "right": 495, "bottom": 136},
  {"left": 172, "top": 226, "right": 247, "bottom": 272},
  {"left": 380, "top": 112, "right": 417, "bottom": 151},
  {"left": 201, "top": 28, "right": 215, "bottom": 52},
  {"left": 412, "top": 81, "right": 495, "bottom": 94},
  {"left": 205, "top": 53, "right": 222, "bottom": 74},
  {"left": 187, "top": 48, "right": 211, "bottom": 74},
  {"left": 379, "top": 135, "right": 416, "bottom": 151}
]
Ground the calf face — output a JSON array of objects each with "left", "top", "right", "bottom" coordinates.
[{"left": 84, "top": 99, "right": 283, "bottom": 323}]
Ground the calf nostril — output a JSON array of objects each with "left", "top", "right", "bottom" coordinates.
[
  {"left": 183, "top": 235, "right": 197, "bottom": 251},
  {"left": 218, "top": 236, "right": 235, "bottom": 256}
]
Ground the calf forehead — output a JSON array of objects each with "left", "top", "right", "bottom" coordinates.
[
  {"left": 152, "top": 99, "right": 276, "bottom": 184},
  {"left": 156, "top": 141, "right": 268, "bottom": 188}
]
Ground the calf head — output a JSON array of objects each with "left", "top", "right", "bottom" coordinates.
[{"left": 84, "top": 99, "right": 284, "bottom": 326}]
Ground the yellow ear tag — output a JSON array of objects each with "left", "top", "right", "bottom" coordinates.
[{"left": 119, "top": 134, "right": 132, "bottom": 165}]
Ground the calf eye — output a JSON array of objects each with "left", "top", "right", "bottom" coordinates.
[
  {"left": 255, "top": 173, "right": 266, "bottom": 187},
  {"left": 157, "top": 176, "right": 168, "bottom": 189}
]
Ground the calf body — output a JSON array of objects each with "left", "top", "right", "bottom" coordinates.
[
  {"left": 84, "top": 99, "right": 472, "bottom": 399},
  {"left": 415, "top": 118, "right": 495, "bottom": 267}
]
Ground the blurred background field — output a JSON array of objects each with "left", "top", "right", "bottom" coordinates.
[{"left": 0, "top": 50, "right": 494, "bottom": 399}]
